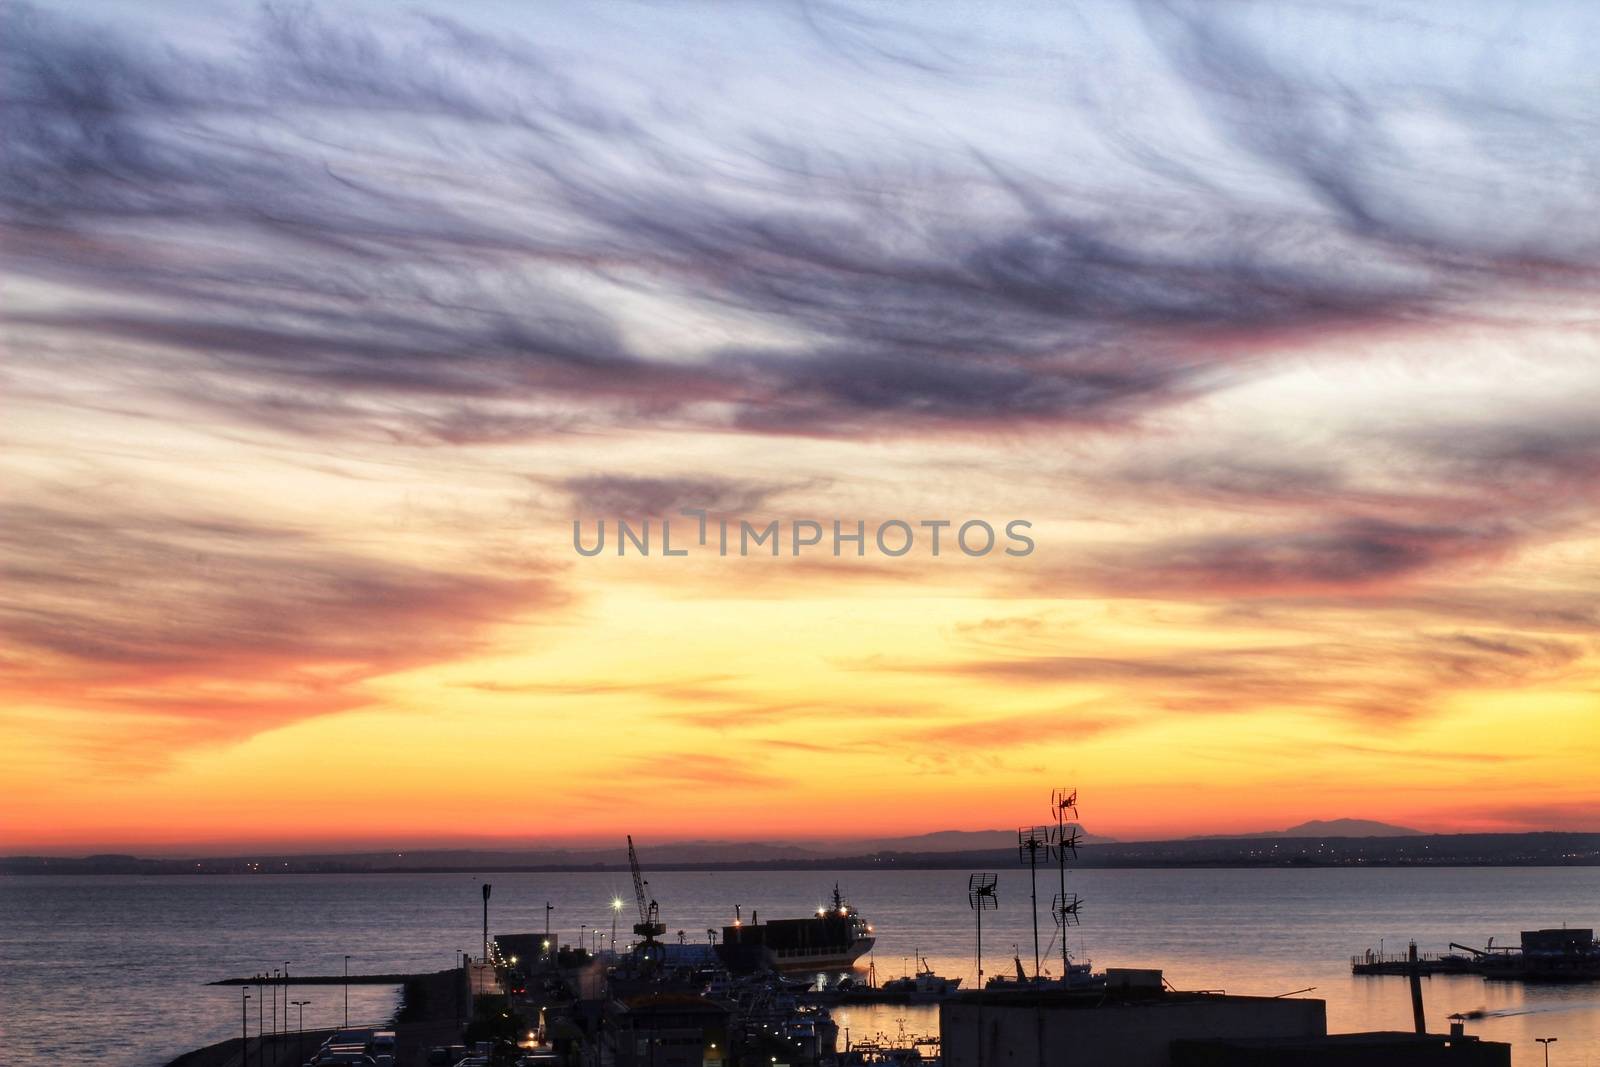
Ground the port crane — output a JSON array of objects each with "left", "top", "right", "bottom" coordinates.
[{"left": 627, "top": 835, "right": 667, "bottom": 942}]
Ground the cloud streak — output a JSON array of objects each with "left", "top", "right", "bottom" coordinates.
[
  {"left": 0, "top": 501, "right": 561, "bottom": 747},
  {"left": 7, "top": 1, "right": 1600, "bottom": 442}
]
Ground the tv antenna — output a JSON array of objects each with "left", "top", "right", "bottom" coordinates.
[
  {"left": 1017, "top": 826, "right": 1051, "bottom": 980},
  {"left": 1053, "top": 892, "right": 1083, "bottom": 928},
  {"left": 967, "top": 873, "right": 998, "bottom": 989},
  {"left": 1049, "top": 787, "right": 1082, "bottom": 980}
]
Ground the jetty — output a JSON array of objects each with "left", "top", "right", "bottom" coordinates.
[
  {"left": 1353, "top": 928, "right": 1600, "bottom": 981},
  {"left": 212, "top": 972, "right": 431, "bottom": 986}
]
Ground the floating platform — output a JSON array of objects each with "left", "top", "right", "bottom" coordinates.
[{"left": 1353, "top": 929, "right": 1600, "bottom": 982}]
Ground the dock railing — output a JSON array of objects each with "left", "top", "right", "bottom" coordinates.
[
  {"left": 1351, "top": 949, "right": 1479, "bottom": 974},
  {"left": 1351, "top": 949, "right": 1462, "bottom": 967}
]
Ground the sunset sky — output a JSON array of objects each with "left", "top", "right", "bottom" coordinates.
[{"left": 3, "top": 1, "right": 1598, "bottom": 854}]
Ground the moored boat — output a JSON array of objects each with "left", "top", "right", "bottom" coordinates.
[{"left": 881, "top": 955, "right": 962, "bottom": 999}]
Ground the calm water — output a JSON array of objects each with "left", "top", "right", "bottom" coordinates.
[{"left": 2, "top": 868, "right": 1597, "bottom": 1067}]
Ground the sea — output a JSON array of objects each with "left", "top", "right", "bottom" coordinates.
[{"left": 2, "top": 867, "right": 1597, "bottom": 1067}]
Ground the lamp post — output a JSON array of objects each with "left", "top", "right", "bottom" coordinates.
[
  {"left": 242, "top": 990, "right": 251, "bottom": 1067},
  {"left": 1537, "top": 1037, "right": 1557, "bottom": 1066},
  {"left": 580, "top": 924, "right": 588, "bottom": 956},
  {"left": 343, "top": 955, "right": 351, "bottom": 1026},
  {"left": 292, "top": 1000, "right": 309, "bottom": 1065},
  {"left": 257, "top": 975, "right": 264, "bottom": 1049},
  {"left": 282, "top": 961, "right": 291, "bottom": 1049},
  {"left": 611, "top": 898, "right": 623, "bottom": 958},
  {"left": 271, "top": 969, "right": 279, "bottom": 1050}
]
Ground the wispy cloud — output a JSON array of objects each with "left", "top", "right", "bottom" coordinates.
[
  {"left": 8, "top": 2, "right": 1600, "bottom": 443},
  {"left": 0, "top": 501, "right": 562, "bottom": 747}
]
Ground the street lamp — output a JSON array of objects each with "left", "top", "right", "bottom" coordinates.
[
  {"left": 612, "top": 898, "right": 623, "bottom": 957},
  {"left": 292, "top": 999, "right": 310, "bottom": 1065},
  {"left": 1537, "top": 1037, "right": 1557, "bottom": 1066},
  {"left": 242, "top": 990, "right": 252, "bottom": 1067},
  {"left": 343, "top": 955, "right": 351, "bottom": 1026},
  {"left": 271, "top": 970, "right": 279, "bottom": 1046}
]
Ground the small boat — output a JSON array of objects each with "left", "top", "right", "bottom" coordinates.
[
  {"left": 881, "top": 954, "right": 962, "bottom": 999},
  {"left": 985, "top": 951, "right": 1105, "bottom": 992}
]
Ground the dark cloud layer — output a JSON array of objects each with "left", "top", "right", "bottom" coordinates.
[
  {"left": 1057, "top": 402, "right": 1600, "bottom": 599},
  {"left": 4, "top": 0, "right": 1600, "bottom": 764},
  {"left": 558, "top": 475, "right": 805, "bottom": 517},
  {"left": 5, "top": 2, "right": 1600, "bottom": 441}
]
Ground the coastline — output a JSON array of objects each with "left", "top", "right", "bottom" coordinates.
[
  {"left": 162, "top": 971, "right": 462, "bottom": 1067},
  {"left": 10, "top": 831, "right": 1600, "bottom": 876}
]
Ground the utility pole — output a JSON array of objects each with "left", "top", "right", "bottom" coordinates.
[
  {"left": 282, "top": 962, "right": 291, "bottom": 1051},
  {"left": 1018, "top": 827, "right": 1048, "bottom": 980},
  {"left": 967, "top": 874, "right": 998, "bottom": 1067},
  {"left": 292, "top": 1000, "right": 309, "bottom": 1066}
]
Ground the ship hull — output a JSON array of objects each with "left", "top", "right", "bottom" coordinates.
[{"left": 768, "top": 935, "right": 876, "bottom": 972}]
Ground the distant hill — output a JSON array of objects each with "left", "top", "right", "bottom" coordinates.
[
  {"left": 5, "top": 831, "right": 1598, "bottom": 873},
  {"left": 1194, "top": 818, "right": 1425, "bottom": 840}
]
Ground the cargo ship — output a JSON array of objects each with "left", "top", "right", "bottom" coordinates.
[{"left": 718, "top": 885, "right": 875, "bottom": 972}]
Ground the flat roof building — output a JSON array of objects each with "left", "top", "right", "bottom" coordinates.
[
  {"left": 1173, "top": 1031, "right": 1510, "bottom": 1066},
  {"left": 941, "top": 985, "right": 1325, "bottom": 1067}
]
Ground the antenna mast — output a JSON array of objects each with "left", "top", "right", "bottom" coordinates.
[
  {"left": 967, "top": 873, "right": 998, "bottom": 987},
  {"left": 1018, "top": 826, "right": 1050, "bottom": 980},
  {"left": 967, "top": 873, "right": 998, "bottom": 1067},
  {"left": 1050, "top": 787, "right": 1084, "bottom": 980}
]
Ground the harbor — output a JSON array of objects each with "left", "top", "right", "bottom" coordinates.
[
  {"left": 8, "top": 858, "right": 1594, "bottom": 1067},
  {"left": 156, "top": 790, "right": 1591, "bottom": 1067}
]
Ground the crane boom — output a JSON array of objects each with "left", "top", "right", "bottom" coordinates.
[
  {"left": 626, "top": 835, "right": 667, "bottom": 939},
  {"left": 627, "top": 835, "right": 649, "bottom": 923}
]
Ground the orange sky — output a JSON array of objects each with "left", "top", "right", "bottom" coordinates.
[{"left": 3, "top": 2, "right": 1599, "bottom": 854}]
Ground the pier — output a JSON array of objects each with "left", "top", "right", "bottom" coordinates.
[
  {"left": 1352, "top": 928, "right": 1600, "bottom": 982},
  {"left": 1350, "top": 951, "right": 1476, "bottom": 976},
  {"left": 212, "top": 972, "right": 434, "bottom": 986}
]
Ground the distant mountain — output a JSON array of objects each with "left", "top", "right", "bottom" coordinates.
[
  {"left": 8, "top": 830, "right": 1599, "bottom": 873},
  {"left": 1195, "top": 818, "right": 1425, "bottom": 840}
]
